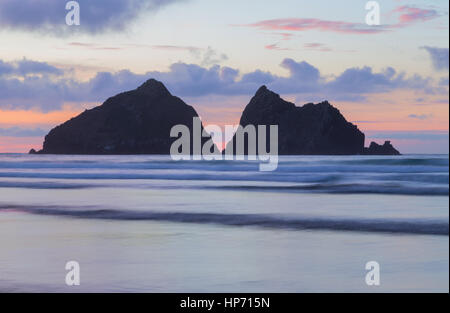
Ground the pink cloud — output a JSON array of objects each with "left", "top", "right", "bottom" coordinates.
[
  {"left": 240, "top": 6, "right": 442, "bottom": 37},
  {"left": 244, "top": 18, "right": 386, "bottom": 35},
  {"left": 274, "top": 32, "right": 295, "bottom": 40},
  {"left": 265, "top": 43, "right": 290, "bottom": 51},
  {"left": 303, "top": 43, "right": 332, "bottom": 52},
  {"left": 393, "top": 6, "right": 441, "bottom": 24},
  {"left": 150, "top": 45, "right": 202, "bottom": 53}
]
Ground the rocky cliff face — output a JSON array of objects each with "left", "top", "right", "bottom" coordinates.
[
  {"left": 224, "top": 86, "right": 368, "bottom": 155},
  {"left": 38, "top": 79, "right": 214, "bottom": 154}
]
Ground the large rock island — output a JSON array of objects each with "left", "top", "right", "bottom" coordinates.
[
  {"left": 224, "top": 85, "right": 400, "bottom": 155},
  {"left": 35, "top": 79, "right": 214, "bottom": 154},
  {"left": 32, "top": 79, "right": 400, "bottom": 155}
]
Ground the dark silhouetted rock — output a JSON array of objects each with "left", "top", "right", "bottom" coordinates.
[
  {"left": 28, "top": 148, "right": 38, "bottom": 154},
  {"left": 225, "top": 86, "right": 367, "bottom": 155},
  {"left": 363, "top": 141, "right": 401, "bottom": 155},
  {"left": 37, "top": 79, "right": 215, "bottom": 155},
  {"left": 32, "top": 82, "right": 400, "bottom": 156}
]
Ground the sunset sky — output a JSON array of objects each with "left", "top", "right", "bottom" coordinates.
[{"left": 0, "top": 0, "right": 448, "bottom": 153}]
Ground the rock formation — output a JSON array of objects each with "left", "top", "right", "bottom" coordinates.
[
  {"left": 37, "top": 79, "right": 215, "bottom": 154},
  {"left": 363, "top": 141, "right": 401, "bottom": 155},
  {"left": 224, "top": 86, "right": 372, "bottom": 155},
  {"left": 33, "top": 81, "right": 400, "bottom": 156}
]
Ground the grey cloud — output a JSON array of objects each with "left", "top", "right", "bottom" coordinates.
[
  {"left": 422, "top": 46, "right": 449, "bottom": 71},
  {"left": 439, "top": 77, "right": 449, "bottom": 86},
  {"left": 0, "top": 127, "right": 49, "bottom": 137},
  {"left": 367, "top": 130, "right": 449, "bottom": 141},
  {"left": 0, "top": 59, "right": 63, "bottom": 76},
  {"left": 200, "top": 47, "right": 229, "bottom": 67},
  {"left": 0, "top": 0, "right": 184, "bottom": 35},
  {"left": 0, "top": 58, "right": 443, "bottom": 111},
  {"left": 408, "top": 114, "right": 433, "bottom": 120}
]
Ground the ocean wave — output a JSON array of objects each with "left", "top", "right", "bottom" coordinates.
[
  {"left": 1, "top": 156, "right": 448, "bottom": 170},
  {"left": 0, "top": 155, "right": 448, "bottom": 195},
  {"left": 0, "top": 169, "right": 448, "bottom": 182},
  {"left": 0, "top": 178, "right": 447, "bottom": 195},
  {"left": 0, "top": 204, "right": 447, "bottom": 236},
  {"left": 212, "top": 183, "right": 449, "bottom": 196},
  {"left": 0, "top": 180, "right": 447, "bottom": 195},
  {"left": 0, "top": 181, "right": 99, "bottom": 189},
  {"left": 340, "top": 157, "right": 449, "bottom": 166}
]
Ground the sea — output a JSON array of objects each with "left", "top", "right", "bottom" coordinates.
[{"left": 0, "top": 154, "right": 448, "bottom": 292}]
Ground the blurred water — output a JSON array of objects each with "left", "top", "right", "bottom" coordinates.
[{"left": 0, "top": 154, "right": 448, "bottom": 292}]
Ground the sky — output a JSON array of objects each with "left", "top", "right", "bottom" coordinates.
[{"left": 0, "top": 0, "right": 448, "bottom": 153}]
